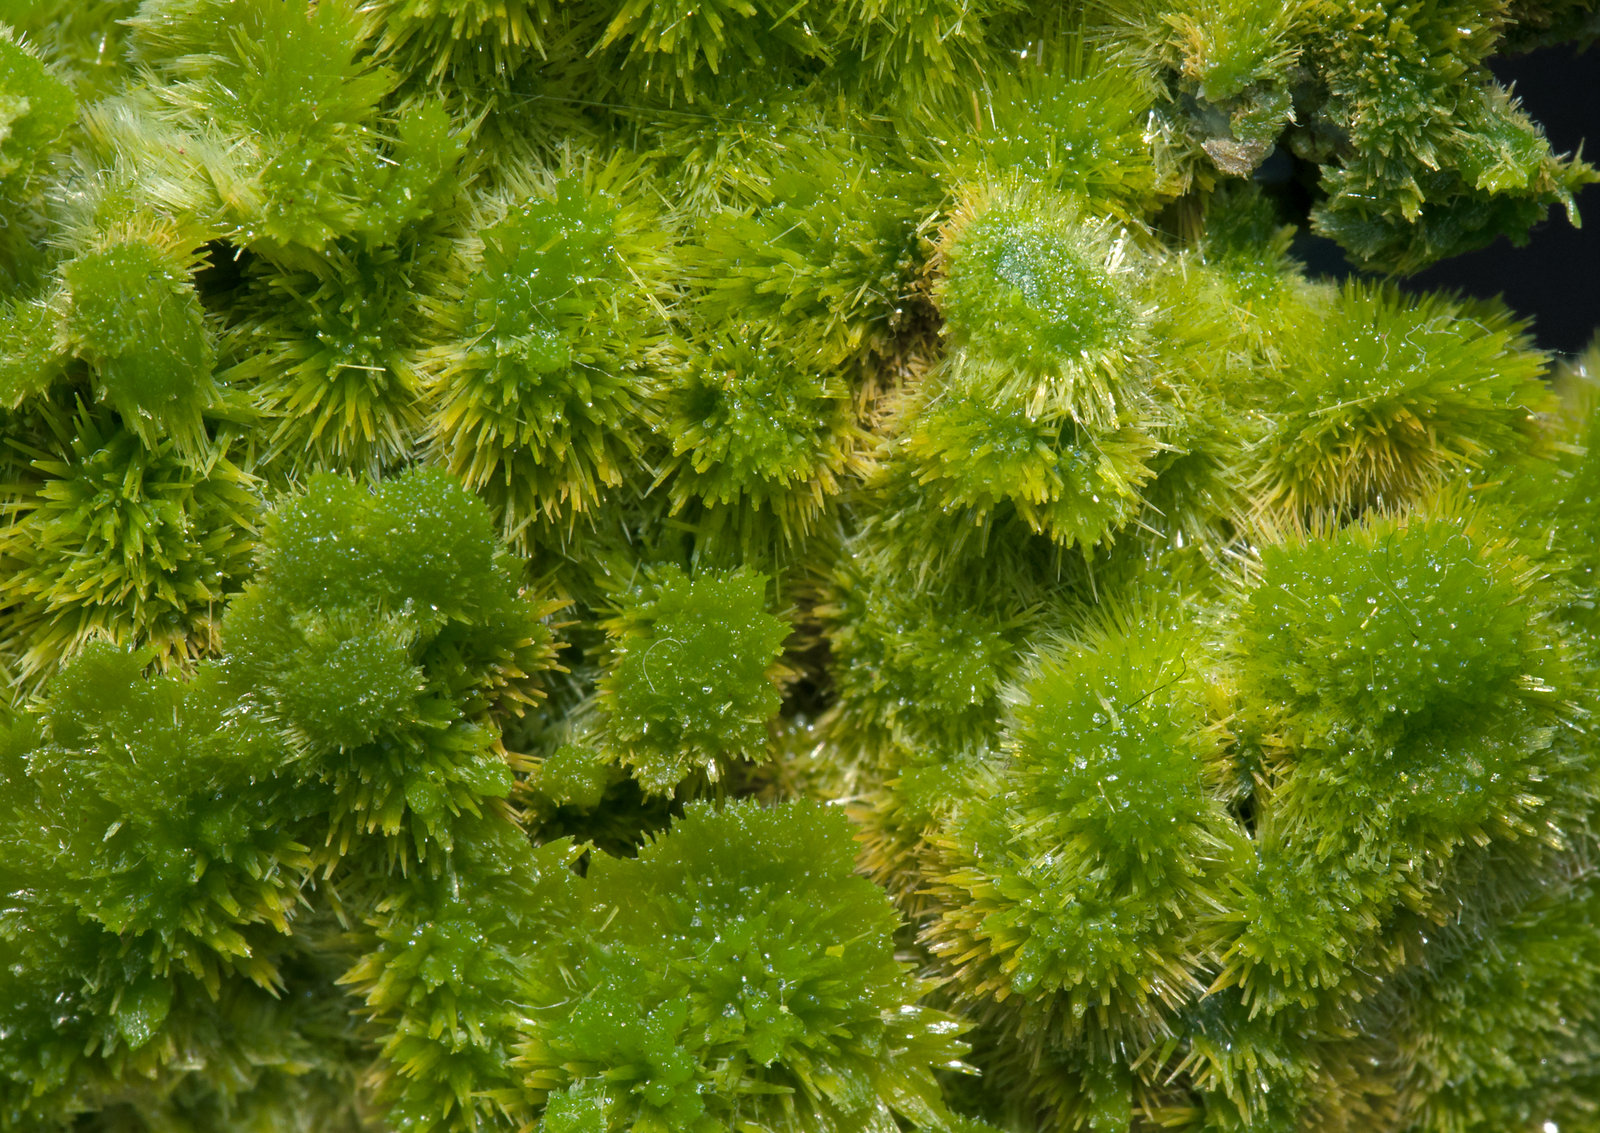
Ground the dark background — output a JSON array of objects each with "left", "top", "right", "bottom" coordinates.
[{"left": 1295, "top": 41, "right": 1600, "bottom": 355}]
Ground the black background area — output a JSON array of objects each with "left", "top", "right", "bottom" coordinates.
[{"left": 1405, "top": 42, "right": 1600, "bottom": 355}]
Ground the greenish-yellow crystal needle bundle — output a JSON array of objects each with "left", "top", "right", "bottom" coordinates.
[{"left": 1, "top": 1, "right": 1599, "bottom": 1130}]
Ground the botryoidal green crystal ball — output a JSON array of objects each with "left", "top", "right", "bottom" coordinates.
[{"left": 1, "top": 1, "right": 1599, "bottom": 1131}]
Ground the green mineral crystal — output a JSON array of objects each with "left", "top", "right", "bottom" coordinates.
[{"left": 1, "top": 2, "right": 1597, "bottom": 1130}]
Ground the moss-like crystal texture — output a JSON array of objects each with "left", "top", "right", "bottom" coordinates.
[
  {"left": 598, "top": 565, "right": 790, "bottom": 794},
  {"left": 0, "top": 2, "right": 1598, "bottom": 1131}
]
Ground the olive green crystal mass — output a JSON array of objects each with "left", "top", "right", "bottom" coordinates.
[{"left": 1, "top": 1, "right": 1599, "bottom": 1130}]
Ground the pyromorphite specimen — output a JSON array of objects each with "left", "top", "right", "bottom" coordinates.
[{"left": 1, "top": 2, "right": 1598, "bottom": 1131}]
